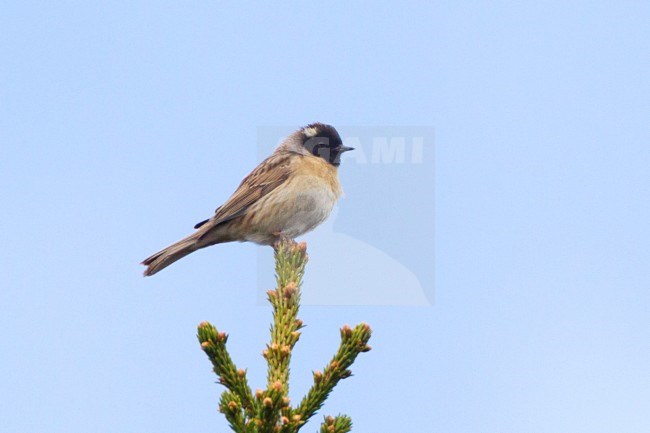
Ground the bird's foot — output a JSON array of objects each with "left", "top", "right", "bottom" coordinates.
[{"left": 272, "top": 232, "right": 297, "bottom": 250}]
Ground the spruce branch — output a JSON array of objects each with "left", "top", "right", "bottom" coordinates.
[
  {"left": 294, "top": 323, "right": 372, "bottom": 424},
  {"left": 197, "top": 239, "right": 371, "bottom": 432},
  {"left": 219, "top": 391, "right": 247, "bottom": 432},
  {"left": 198, "top": 322, "right": 257, "bottom": 418},
  {"left": 320, "top": 415, "right": 353, "bottom": 433},
  {"left": 265, "top": 239, "right": 307, "bottom": 394}
]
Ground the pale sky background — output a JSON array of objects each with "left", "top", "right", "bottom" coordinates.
[{"left": 2, "top": 2, "right": 649, "bottom": 432}]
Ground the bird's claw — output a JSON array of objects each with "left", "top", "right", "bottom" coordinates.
[{"left": 273, "top": 232, "right": 297, "bottom": 250}]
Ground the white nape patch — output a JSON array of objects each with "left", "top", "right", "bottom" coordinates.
[{"left": 302, "top": 126, "right": 319, "bottom": 137}]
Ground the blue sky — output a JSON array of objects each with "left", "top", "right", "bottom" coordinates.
[{"left": 1, "top": 2, "right": 649, "bottom": 432}]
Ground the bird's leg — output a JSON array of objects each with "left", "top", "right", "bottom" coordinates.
[{"left": 272, "top": 232, "right": 297, "bottom": 250}]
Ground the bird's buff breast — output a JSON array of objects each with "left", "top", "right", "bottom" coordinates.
[{"left": 244, "top": 167, "right": 342, "bottom": 244}]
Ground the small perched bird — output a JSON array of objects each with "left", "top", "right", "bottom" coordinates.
[{"left": 141, "top": 123, "right": 353, "bottom": 276}]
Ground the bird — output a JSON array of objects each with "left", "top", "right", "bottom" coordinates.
[{"left": 141, "top": 122, "right": 353, "bottom": 276}]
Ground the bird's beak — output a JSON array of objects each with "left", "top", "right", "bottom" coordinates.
[{"left": 338, "top": 145, "right": 354, "bottom": 153}]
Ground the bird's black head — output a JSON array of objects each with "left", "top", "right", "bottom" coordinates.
[{"left": 300, "top": 123, "right": 354, "bottom": 167}]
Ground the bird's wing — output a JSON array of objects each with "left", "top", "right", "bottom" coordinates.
[{"left": 194, "top": 152, "right": 295, "bottom": 230}]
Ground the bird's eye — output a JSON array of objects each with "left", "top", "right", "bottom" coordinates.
[{"left": 304, "top": 137, "right": 329, "bottom": 156}]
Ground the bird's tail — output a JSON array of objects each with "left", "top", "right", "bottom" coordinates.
[{"left": 141, "top": 232, "right": 201, "bottom": 276}]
